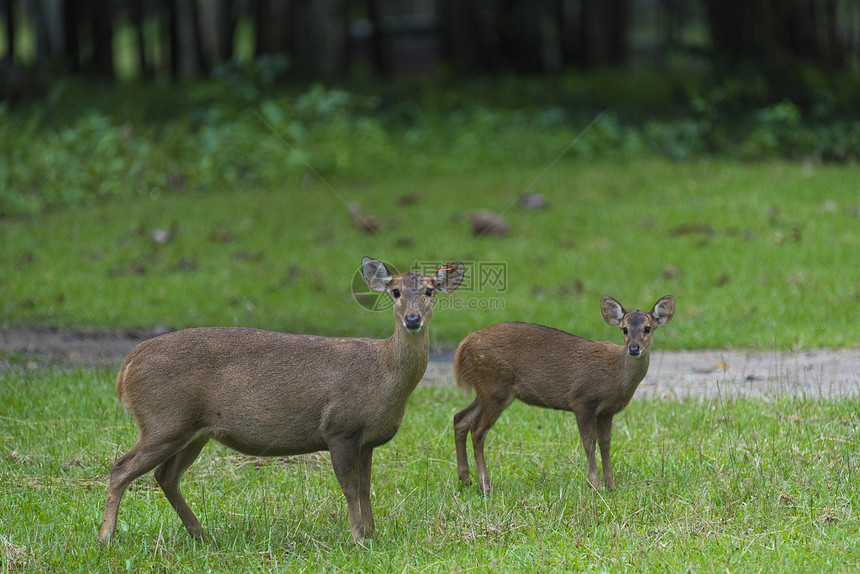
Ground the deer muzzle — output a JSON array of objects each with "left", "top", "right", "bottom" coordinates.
[{"left": 404, "top": 314, "right": 422, "bottom": 332}]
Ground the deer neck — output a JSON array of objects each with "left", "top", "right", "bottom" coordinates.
[
  {"left": 383, "top": 322, "right": 430, "bottom": 390},
  {"left": 622, "top": 350, "right": 651, "bottom": 388}
]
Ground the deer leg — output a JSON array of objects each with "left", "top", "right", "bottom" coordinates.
[
  {"left": 357, "top": 445, "right": 375, "bottom": 539},
  {"left": 100, "top": 436, "right": 194, "bottom": 543},
  {"left": 154, "top": 435, "right": 209, "bottom": 539},
  {"left": 453, "top": 399, "right": 480, "bottom": 486},
  {"left": 470, "top": 399, "right": 506, "bottom": 495},
  {"left": 328, "top": 435, "right": 365, "bottom": 543},
  {"left": 596, "top": 415, "right": 615, "bottom": 490},
  {"left": 574, "top": 412, "right": 601, "bottom": 490}
]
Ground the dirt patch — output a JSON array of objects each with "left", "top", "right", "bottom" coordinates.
[
  {"left": 2, "top": 327, "right": 858, "bottom": 398},
  {"left": 0, "top": 326, "right": 163, "bottom": 369}
]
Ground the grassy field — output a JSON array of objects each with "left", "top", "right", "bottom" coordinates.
[
  {"left": 1, "top": 366, "right": 857, "bottom": 572},
  {"left": 4, "top": 70, "right": 860, "bottom": 574},
  {"left": 3, "top": 78, "right": 860, "bottom": 572},
  {"left": 3, "top": 158, "right": 860, "bottom": 350}
]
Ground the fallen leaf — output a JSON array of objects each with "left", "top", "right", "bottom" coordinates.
[
  {"left": 209, "top": 230, "right": 235, "bottom": 243},
  {"left": 470, "top": 210, "right": 509, "bottom": 236},
  {"left": 519, "top": 192, "right": 548, "bottom": 210},
  {"left": 662, "top": 265, "right": 681, "bottom": 279},
  {"left": 670, "top": 223, "right": 715, "bottom": 237},
  {"left": 151, "top": 229, "right": 171, "bottom": 244},
  {"left": 348, "top": 202, "right": 380, "bottom": 234},
  {"left": 395, "top": 191, "right": 422, "bottom": 206}
]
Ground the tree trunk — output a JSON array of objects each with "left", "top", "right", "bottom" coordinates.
[
  {"left": 130, "top": 0, "right": 151, "bottom": 78},
  {"left": 580, "top": 0, "right": 628, "bottom": 68},
  {"left": 62, "top": 0, "right": 80, "bottom": 71},
  {"left": 365, "top": 0, "right": 387, "bottom": 75},
  {"left": 198, "top": 0, "right": 235, "bottom": 69},
  {"left": 498, "top": 0, "right": 545, "bottom": 72},
  {"left": 4, "top": 0, "right": 14, "bottom": 60},
  {"left": 255, "top": 0, "right": 291, "bottom": 56},
  {"left": 290, "top": 0, "right": 346, "bottom": 78},
  {"left": 438, "top": 0, "right": 485, "bottom": 72},
  {"left": 171, "top": 0, "right": 204, "bottom": 79},
  {"left": 90, "top": 0, "right": 115, "bottom": 77},
  {"left": 607, "top": 0, "right": 628, "bottom": 66}
]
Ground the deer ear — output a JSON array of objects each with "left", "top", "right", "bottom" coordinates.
[
  {"left": 432, "top": 261, "right": 465, "bottom": 293},
  {"left": 601, "top": 296, "right": 625, "bottom": 327},
  {"left": 650, "top": 295, "right": 675, "bottom": 326},
  {"left": 361, "top": 257, "right": 392, "bottom": 293}
]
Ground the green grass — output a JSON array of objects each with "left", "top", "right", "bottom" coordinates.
[
  {"left": 3, "top": 158, "right": 860, "bottom": 349},
  {"left": 1, "top": 367, "right": 858, "bottom": 572}
]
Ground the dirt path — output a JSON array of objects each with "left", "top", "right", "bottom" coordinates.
[{"left": 2, "top": 327, "right": 858, "bottom": 398}]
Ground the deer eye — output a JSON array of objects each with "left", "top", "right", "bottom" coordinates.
[
  {"left": 425, "top": 287, "right": 434, "bottom": 297},
  {"left": 392, "top": 289, "right": 401, "bottom": 298},
  {"left": 644, "top": 326, "right": 651, "bottom": 334},
  {"left": 622, "top": 327, "right": 628, "bottom": 335}
]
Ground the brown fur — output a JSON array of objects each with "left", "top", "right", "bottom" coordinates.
[{"left": 453, "top": 296, "right": 674, "bottom": 493}]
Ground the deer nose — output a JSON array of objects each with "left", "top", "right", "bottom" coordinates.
[
  {"left": 405, "top": 314, "right": 422, "bottom": 332},
  {"left": 628, "top": 345, "right": 641, "bottom": 357}
]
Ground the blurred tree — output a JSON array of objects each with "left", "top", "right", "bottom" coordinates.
[
  {"left": 292, "top": 0, "right": 347, "bottom": 78},
  {"left": 704, "top": 0, "right": 847, "bottom": 71},
  {"left": 129, "top": 0, "right": 151, "bottom": 77},
  {"left": 198, "top": 0, "right": 235, "bottom": 71},
  {"left": 3, "top": 0, "right": 13, "bottom": 59},
  {"left": 170, "top": 0, "right": 204, "bottom": 79},
  {"left": 90, "top": 0, "right": 114, "bottom": 77},
  {"left": 0, "top": 0, "right": 857, "bottom": 88},
  {"left": 255, "top": 0, "right": 291, "bottom": 56}
]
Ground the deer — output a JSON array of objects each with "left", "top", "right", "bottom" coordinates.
[
  {"left": 453, "top": 295, "right": 674, "bottom": 494},
  {"left": 100, "top": 256, "right": 465, "bottom": 544}
]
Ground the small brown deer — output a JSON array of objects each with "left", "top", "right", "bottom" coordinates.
[
  {"left": 100, "top": 257, "right": 465, "bottom": 544},
  {"left": 453, "top": 295, "right": 674, "bottom": 493}
]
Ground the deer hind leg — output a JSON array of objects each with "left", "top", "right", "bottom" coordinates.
[
  {"left": 469, "top": 395, "right": 510, "bottom": 495},
  {"left": 596, "top": 415, "right": 615, "bottom": 490},
  {"left": 154, "top": 435, "right": 210, "bottom": 539},
  {"left": 574, "top": 411, "right": 601, "bottom": 490},
  {"left": 100, "top": 435, "right": 196, "bottom": 543},
  {"left": 453, "top": 398, "right": 481, "bottom": 486}
]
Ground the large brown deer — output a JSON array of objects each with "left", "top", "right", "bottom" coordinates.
[
  {"left": 100, "top": 257, "right": 465, "bottom": 544},
  {"left": 453, "top": 295, "right": 674, "bottom": 493}
]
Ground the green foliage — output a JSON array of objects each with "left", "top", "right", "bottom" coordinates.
[
  {"left": 1, "top": 367, "right": 858, "bottom": 572},
  {"left": 3, "top": 70, "right": 860, "bottom": 218}
]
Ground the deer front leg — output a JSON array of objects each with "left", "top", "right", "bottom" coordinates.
[
  {"left": 574, "top": 411, "right": 601, "bottom": 490},
  {"left": 596, "top": 414, "right": 615, "bottom": 490},
  {"left": 328, "top": 435, "right": 365, "bottom": 543},
  {"left": 358, "top": 445, "right": 375, "bottom": 540}
]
